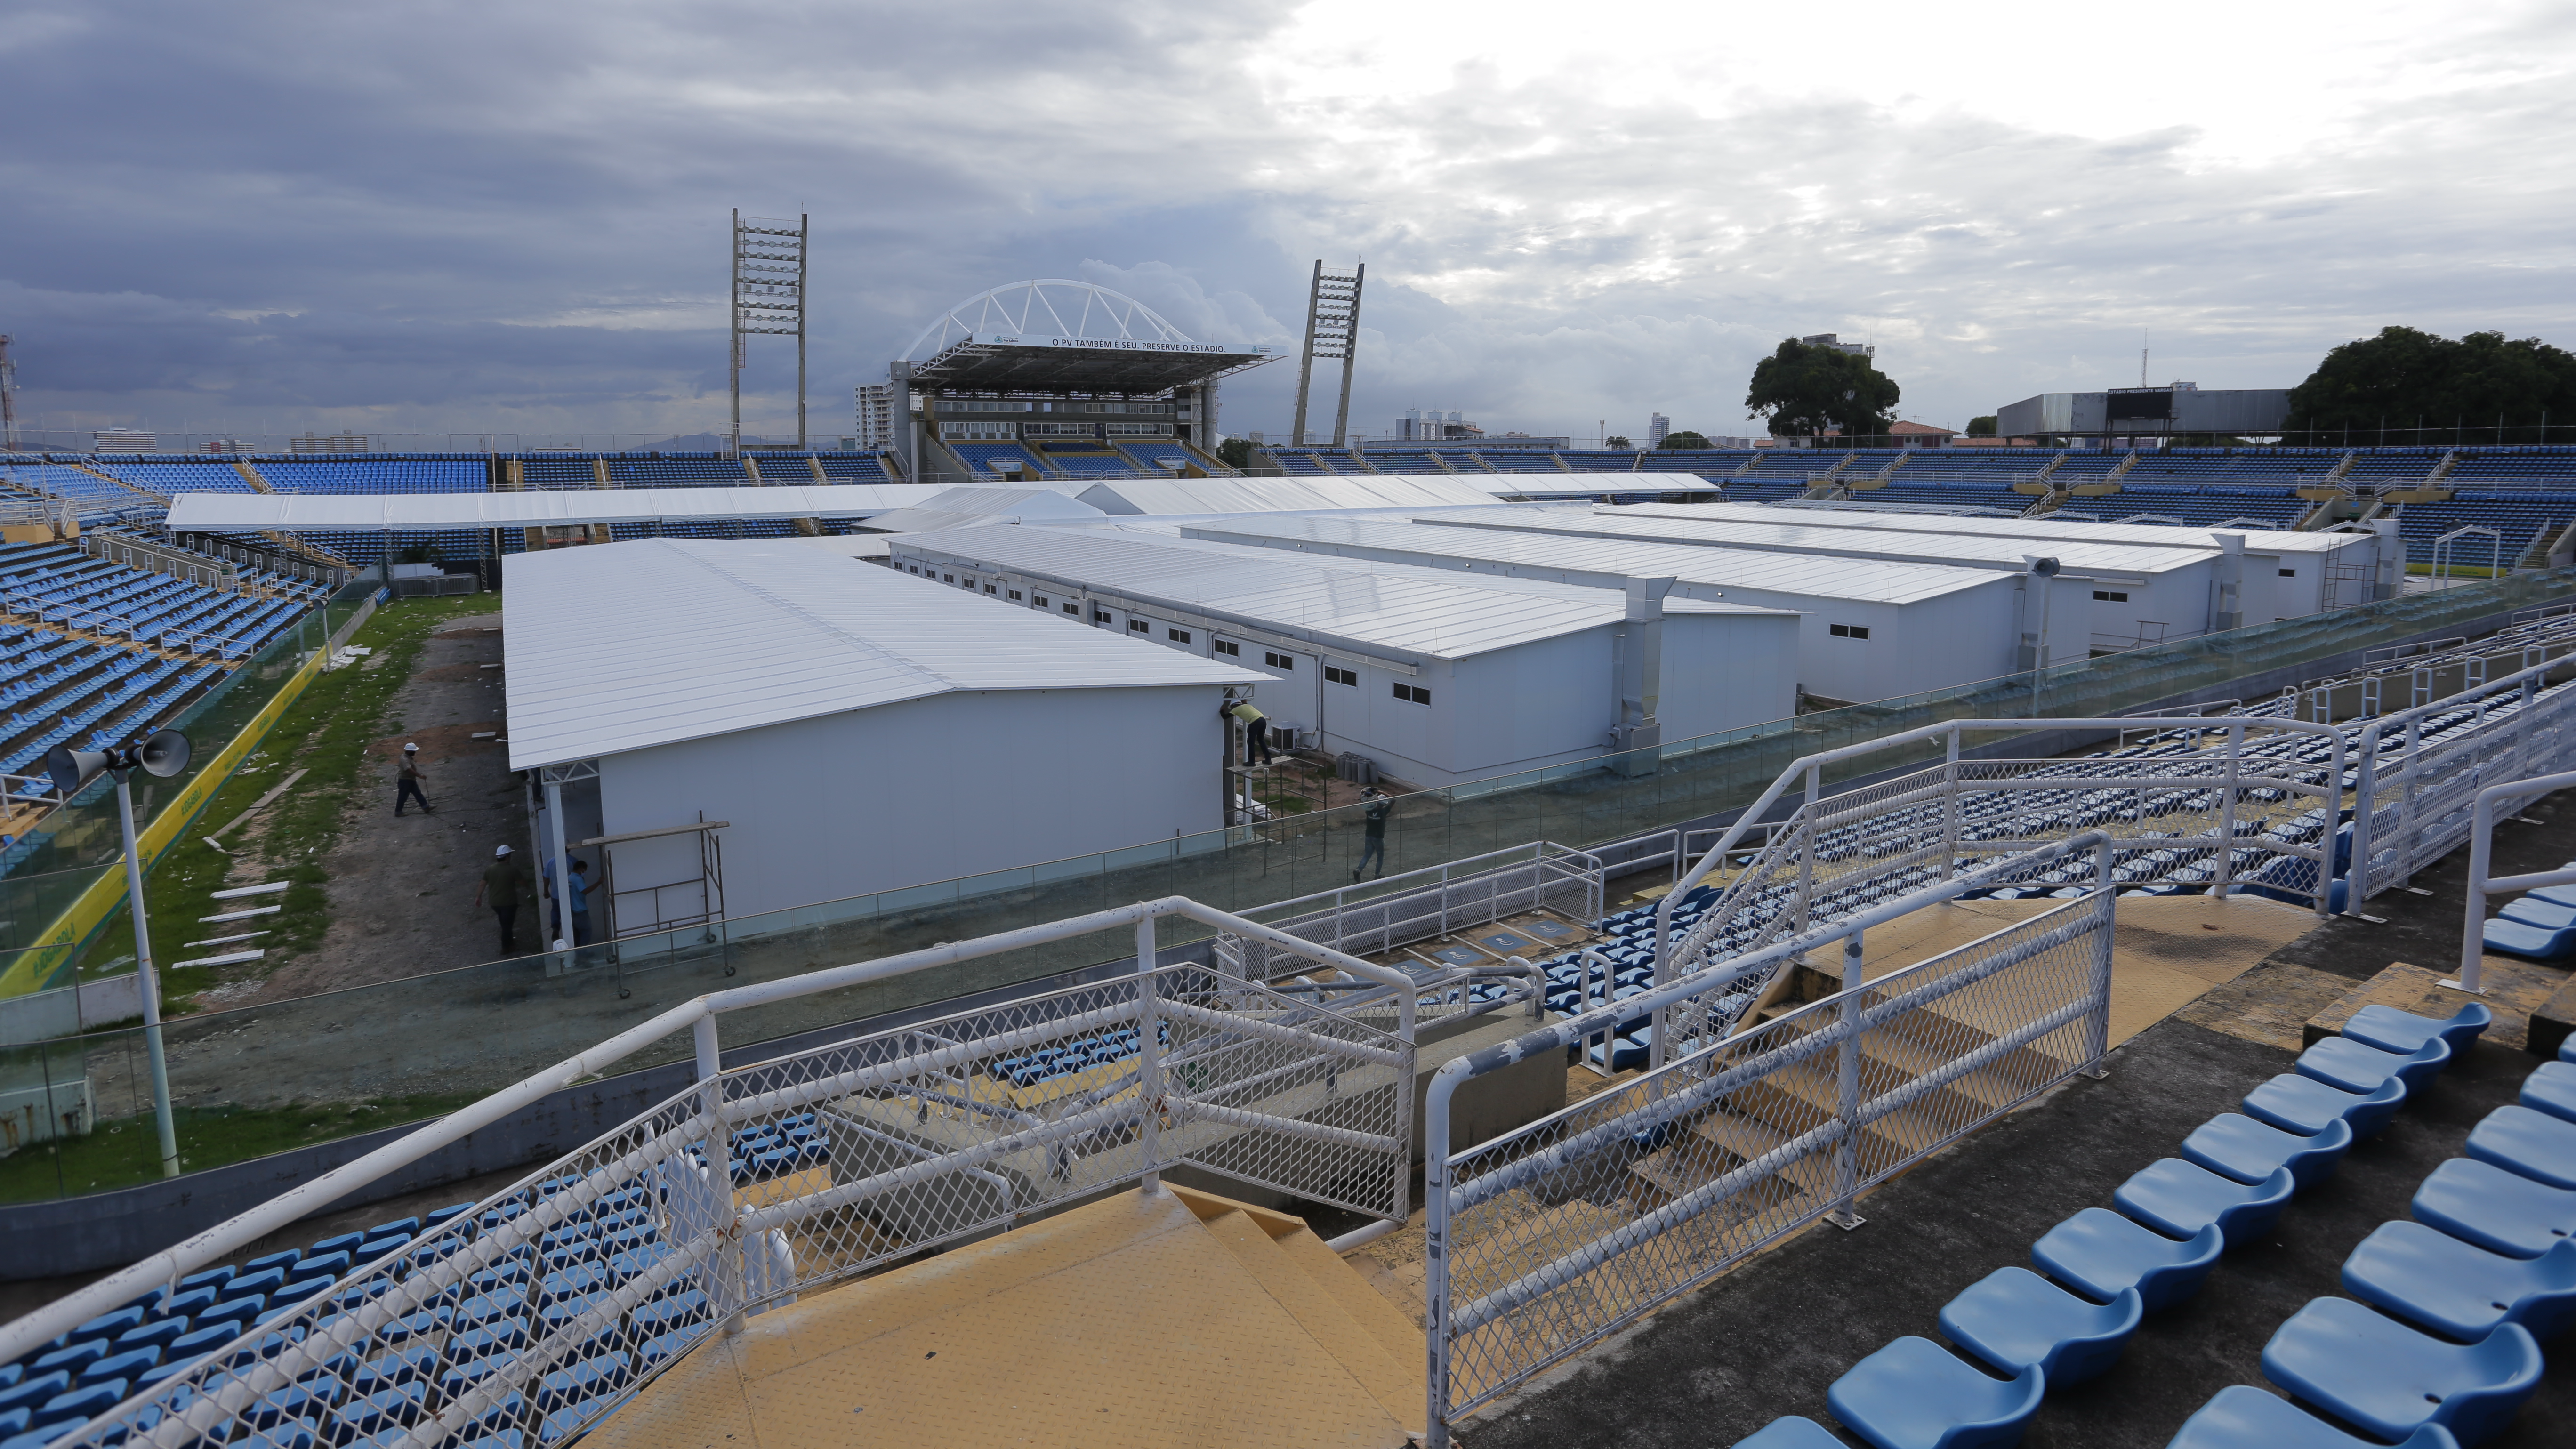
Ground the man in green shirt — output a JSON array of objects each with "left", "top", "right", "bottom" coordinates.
[
  {"left": 1223, "top": 698, "right": 1274, "bottom": 766},
  {"left": 474, "top": 844, "right": 523, "bottom": 955}
]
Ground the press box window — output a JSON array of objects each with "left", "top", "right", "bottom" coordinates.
[
  {"left": 2093, "top": 590, "right": 2128, "bottom": 603},
  {"left": 1213, "top": 640, "right": 1240, "bottom": 657},
  {"left": 1264, "top": 651, "right": 1295, "bottom": 670},
  {"left": 1167, "top": 628, "right": 1191, "bottom": 644},
  {"left": 1393, "top": 683, "right": 1431, "bottom": 705},
  {"left": 1829, "top": 623, "right": 1870, "bottom": 640},
  {"left": 1128, "top": 619, "right": 1150, "bottom": 634},
  {"left": 1326, "top": 666, "right": 1358, "bottom": 687}
]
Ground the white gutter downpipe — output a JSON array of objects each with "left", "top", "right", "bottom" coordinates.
[{"left": 1610, "top": 575, "right": 1674, "bottom": 775}]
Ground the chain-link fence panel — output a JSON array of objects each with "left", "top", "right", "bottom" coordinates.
[{"left": 1431, "top": 889, "right": 2114, "bottom": 1425}]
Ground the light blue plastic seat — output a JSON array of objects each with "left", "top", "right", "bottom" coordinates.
[
  {"left": 2479, "top": 917, "right": 2576, "bottom": 960},
  {"left": 2030, "top": 1209, "right": 2222, "bottom": 1312},
  {"left": 2342, "top": 1222, "right": 2576, "bottom": 1343},
  {"left": 2183, "top": 1113, "right": 2353, "bottom": 1192},
  {"left": 2522, "top": 1061, "right": 2576, "bottom": 1125},
  {"left": 1735, "top": 1417, "right": 1850, "bottom": 1448},
  {"left": 2414, "top": 1157, "right": 2576, "bottom": 1258},
  {"left": 2340, "top": 1002, "right": 2492, "bottom": 1061},
  {"left": 2498, "top": 897, "right": 2576, "bottom": 929},
  {"left": 2297, "top": 1036, "right": 2448, "bottom": 1096},
  {"left": 2465, "top": 1105, "right": 2576, "bottom": 1190},
  {"left": 2165, "top": 1384, "right": 2461, "bottom": 1449},
  {"left": 2114, "top": 1161, "right": 2295, "bottom": 1248},
  {"left": 1936, "top": 1267, "right": 2141, "bottom": 1385},
  {"left": 1823, "top": 1337, "right": 2041, "bottom": 1449},
  {"left": 2243, "top": 1073, "right": 2407, "bottom": 1139},
  {"left": 2260, "top": 1297, "right": 2541, "bottom": 1445}
]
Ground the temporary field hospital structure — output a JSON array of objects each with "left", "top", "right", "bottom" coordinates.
[
  {"left": 1177, "top": 513, "right": 2063, "bottom": 705},
  {"left": 851, "top": 485, "right": 1108, "bottom": 534},
  {"left": 879, "top": 525, "right": 1802, "bottom": 786},
  {"left": 1632, "top": 502, "right": 2393, "bottom": 621},
  {"left": 1073, "top": 474, "right": 1508, "bottom": 516},
  {"left": 503, "top": 538, "right": 1262, "bottom": 925},
  {"left": 1433, "top": 505, "right": 2241, "bottom": 654}
]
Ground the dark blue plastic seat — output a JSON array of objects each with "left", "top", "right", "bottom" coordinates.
[
  {"left": 2166, "top": 1384, "right": 2461, "bottom": 1449},
  {"left": 2113, "top": 1161, "right": 2295, "bottom": 1248},
  {"left": 1936, "top": 1268, "right": 2141, "bottom": 1385},
  {"left": 1735, "top": 1418, "right": 1850, "bottom": 1448},
  {"left": 2261, "top": 1297, "right": 2540, "bottom": 1445},
  {"left": 2342, "top": 1222, "right": 2576, "bottom": 1343},
  {"left": 2522, "top": 1061, "right": 2576, "bottom": 1125},
  {"left": 27, "top": 1346, "right": 103, "bottom": 1381},
  {"left": 243, "top": 1249, "right": 303, "bottom": 1276},
  {"left": 70, "top": 1307, "right": 145, "bottom": 1343},
  {"left": 2479, "top": 917, "right": 2575, "bottom": 960},
  {"left": 2341, "top": 1002, "right": 2492, "bottom": 1060},
  {"left": 2297, "top": 1036, "right": 2448, "bottom": 1096},
  {"left": 2029, "top": 1208, "right": 2222, "bottom": 1312},
  {"left": 2243, "top": 1074, "right": 2406, "bottom": 1139},
  {"left": 2182, "top": 1113, "right": 2353, "bottom": 1192},
  {"left": 2412, "top": 1158, "right": 2575, "bottom": 1258},
  {"left": 0, "top": 1379, "right": 67, "bottom": 1421},
  {"left": 1824, "top": 1337, "right": 2042, "bottom": 1449},
  {"left": 32, "top": 1381, "right": 126, "bottom": 1429},
  {"left": 77, "top": 1350, "right": 158, "bottom": 1390},
  {"left": 2465, "top": 1105, "right": 2576, "bottom": 1190}
]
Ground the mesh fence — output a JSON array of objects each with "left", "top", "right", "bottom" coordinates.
[
  {"left": 49, "top": 963, "right": 1409, "bottom": 1449},
  {"left": 2356, "top": 676, "right": 2576, "bottom": 895},
  {"left": 1432, "top": 889, "right": 2115, "bottom": 1422},
  {"left": 1211, "top": 842, "right": 1601, "bottom": 989}
]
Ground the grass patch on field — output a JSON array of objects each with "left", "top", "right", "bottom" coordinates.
[
  {"left": 79, "top": 595, "right": 495, "bottom": 1011},
  {"left": 0, "top": 1093, "right": 478, "bottom": 1205}
]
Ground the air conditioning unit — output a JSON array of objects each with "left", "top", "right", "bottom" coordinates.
[{"left": 1294, "top": 728, "right": 1321, "bottom": 752}]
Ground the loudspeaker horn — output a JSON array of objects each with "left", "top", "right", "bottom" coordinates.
[
  {"left": 138, "top": 730, "right": 192, "bottom": 779},
  {"left": 45, "top": 746, "right": 109, "bottom": 798}
]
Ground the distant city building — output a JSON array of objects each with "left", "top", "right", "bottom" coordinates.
[
  {"left": 287, "top": 432, "right": 370, "bottom": 454},
  {"left": 1398, "top": 408, "right": 1478, "bottom": 442},
  {"left": 1889, "top": 420, "right": 1957, "bottom": 449},
  {"left": 854, "top": 384, "right": 898, "bottom": 451},
  {"left": 1647, "top": 412, "right": 1670, "bottom": 447},
  {"left": 198, "top": 439, "right": 252, "bottom": 455},
  {"left": 1800, "top": 333, "right": 1876, "bottom": 359},
  {"left": 92, "top": 427, "right": 156, "bottom": 453}
]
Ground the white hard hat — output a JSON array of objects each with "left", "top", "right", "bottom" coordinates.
[
  {"left": 494, "top": 844, "right": 512, "bottom": 857},
  {"left": 403, "top": 741, "right": 419, "bottom": 752}
]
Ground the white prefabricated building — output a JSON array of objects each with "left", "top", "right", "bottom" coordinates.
[
  {"left": 879, "top": 525, "right": 1803, "bottom": 786},
  {"left": 1073, "top": 475, "right": 1508, "bottom": 516},
  {"left": 853, "top": 484, "right": 1109, "bottom": 534},
  {"left": 1632, "top": 501, "right": 2389, "bottom": 620},
  {"left": 1433, "top": 505, "right": 2224, "bottom": 653},
  {"left": 503, "top": 538, "right": 1263, "bottom": 926},
  {"left": 1173, "top": 513, "right": 2071, "bottom": 705}
]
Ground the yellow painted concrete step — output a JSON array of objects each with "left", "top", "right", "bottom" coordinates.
[{"left": 1198, "top": 1207, "right": 1424, "bottom": 1433}]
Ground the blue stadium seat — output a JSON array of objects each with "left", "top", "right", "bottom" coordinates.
[
  {"left": 2295, "top": 1036, "right": 2448, "bottom": 1096},
  {"left": 2413, "top": 1157, "right": 2576, "bottom": 1259},
  {"left": 2166, "top": 1385, "right": 2461, "bottom": 1449},
  {"left": 75, "top": 1350, "right": 156, "bottom": 1391},
  {"left": 2029, "top": 1209, "right": 2222, "bottom": 1312},
  {"left": 1823, "top": 1336, "right": 2042, "bottom": 1449},
  {"left": 1935, "top": 1267, "right": 2140, "bottom": 1385},
  {"left": 2112, "top": 1161, "right": 2294, "bottom": 1248},
  {"left": 2242, "top": 1073, "right": 2407, "bottom": 1139},
  {"left": 2520, "top": 1061, "right": 2576, "bottom": 1124},
  {"left": 2181, "top": 1113, "right": 2353, "bottom": 1192},
  {"left": 2479, "top": 918, "right": 2576, "bottom": 960},
  {"left": 2464, "top": 1106, "right": 2576, "bottom": 1190},
  {"left": 2259, "top": 1297, "right": 2540, "bottom": 1445},
  {"left": 2341, "top": 1222, "right": 2576, "bottom": 1343},
  {"left": 2339, "top": 1002, "right": 2492, "bottom": 1060}
]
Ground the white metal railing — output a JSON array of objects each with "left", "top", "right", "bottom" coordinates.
[
  {"left": 1644, "top": 716, "right": 2345, "bottom": 1067},
  {"left": 1420, "top": 834, "right": 2120, "bottom": 1444},
  {"left": 4, "top": 894, "right": 1428, "bottom": 1449},
  {"left": 2346, "top": 655, "right": 2576, "bottom": 899},
  {"left": 2, "top": 588, "right": 238, "bottom": 658},
  {"left": 1210, "top": 841, "right": 1601, "bottom": 992},
  {"left": 2456, "top": 767, "right": 2576, "bottom": 994}
]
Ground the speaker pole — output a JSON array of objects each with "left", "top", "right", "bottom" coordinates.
[{"left": 113, "top": 765, "right": 181, "bottom": 1179}]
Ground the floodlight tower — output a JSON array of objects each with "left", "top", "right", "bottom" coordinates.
[
  {"left": 0, "top": 335, "right": 20, "bottom": 453},
  {"left": 730, "top": 211, "right": 809, "bottom": 455},
  {"left": 1289, "top": 262, "right": 1365, "bottom": 449}
]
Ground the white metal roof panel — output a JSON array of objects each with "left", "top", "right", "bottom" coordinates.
[
  {"left": 1074, "top": 475, "right": 1506, "bottom": 515},
  {"left": 503, "top": 538, "right": 1260, "bottom": 769},
  {"left": 165, "top": 485, "right": 946, "bottom": 532},
  {"left": 887, "top": 525, "right": 1787, "bottom": 665},
  {"left": 1178, "top": 514, "right": 2012, "bottom": 606},
  {"left": 854, "top": 486, "right": 1107, "bottom": 534},
  {"left": 1634, "top": 500, "right": 2355, "bottom": 554},
  {"left": 1435, "top": 504, "right": 2214, "bottom": 577}
]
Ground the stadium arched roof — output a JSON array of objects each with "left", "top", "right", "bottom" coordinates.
[
  {"left": 902, "top": 280, "right": 1195, "bottom": 362},
  {"left": 897, "top": 279, "right": 1278, "bottom": 395}
]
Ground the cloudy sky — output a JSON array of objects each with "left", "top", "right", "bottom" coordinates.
[{"left": 5, "top": 0, "right": 2572, "bottom": 447}]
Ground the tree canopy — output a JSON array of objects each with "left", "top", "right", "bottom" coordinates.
[
  {"left": 1745, "top": 338, "right": 1900, "bottom": 438},
  {"left": 2286, "top": 326, "right": 2576, "bottom": 438},
  {"left": 1658, "top": 430, "right": 1710, "bottom": 450},
  {"left": 1216, "top": 437, "right": 1255, "bottom": 469},
  {"left": 1603, "top": 435, "right": 1632, "bottom": 449},
  {"left": 1965, "top": 415, "right": 1997, "bottom": 436}
]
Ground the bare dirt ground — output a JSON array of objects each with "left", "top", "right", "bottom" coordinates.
[{"left": 225, "top": 614, "right": 528, "bottom": 1001}]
